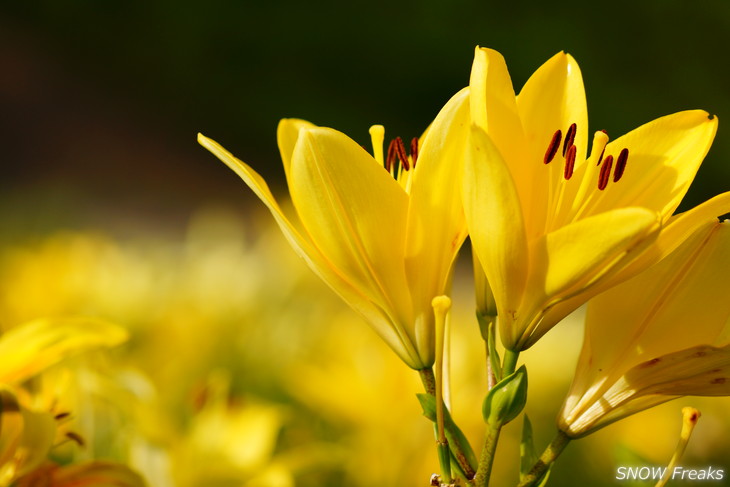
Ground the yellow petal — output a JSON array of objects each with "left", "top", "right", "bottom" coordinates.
[
  {"left": 535, "top": 207, "right": 659, "bottom": 301},
  {"left": 469, "top": 48, "right": 527, "bottom": 173},
  {"left": 277, "top": 118, "right": 316, "bottom": 185},
  {"left": 577, "top": 111, "right": 718, "bottom": 220},
  {"left": 616, "top": 191, "right": 730, "bottom": 281},
  {"left": 0, "top": 318, "right": 127, "bottom": 384},
  {"left": 586, "top": 220, "right": 730, "bottom": 376},
  {"left": 199, "top": 133, "right": 423, "bottom": 368},
  {"left": 539, "top": 192, "right": 730, "bottom": 337},
  {"left": 516, "top": 52, "right": 588, "bottom": 236},
  {"left": 0, "top": 389, "right": 56, "bottom": 481},
  {"left": 561, "top": 220, "right": 730, "bottom": 436},
  {"left": 565, "top": 345, "right": 730, "bottom": 436},
  {"left": 404, "top": 88, "right": 470, "bottom": 361},
  {"left": 463, "top": 126, "right": 529, "bottom": 350},
  {"left": 630, "top": 345, "right": 730, "bottom": 396},
  {"left": 290, "top": 126, "right": 411, "bottom": 316}
]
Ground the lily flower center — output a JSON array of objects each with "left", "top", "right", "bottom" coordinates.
[
  {"left": 369, "top": 124, "right": 418, "bottom": 191},
  {"left": 543, "top": 123, "right": 631, "bottom": 191},
  {"left": 54, "top": 410, "right": 87, "bottom": 448}
]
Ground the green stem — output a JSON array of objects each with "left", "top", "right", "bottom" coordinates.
[
  {"left": 471, "top": 350, "right": 522, "bottom": 487},
  {"left": 502, "top": 349, "right": 519, "bottom": 377},
  {"left": 418, "top": 368, "right": 477, "bottom": 479},
  {"left": 419, "top": 368, "right": 436, "bottom": 396},
  {"left": 472, "top": 423, "right": 501, "bottom": 487},
  {"left": 517, "top": 431, "right": 571, "bottom": 487}
]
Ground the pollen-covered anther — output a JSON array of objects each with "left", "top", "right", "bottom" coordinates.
[
  {"left": 598, "top": 155, "right": 614, "bottom": 191},
  {"left": 564, "top": 145, "right": 576, "bottom": 180},
  {"left": 613, "top": 148, "right": 629, "bottom": 182},
  {"left": 544, "top": 129, "right": 562, "bottom": 164},
  {"left": 66, "top": 431, "right": 86, "bottom": 447},
  {"left": 563, "top": 123, "right": 577, "bottom": 156},
  {"left": 386, "top": 138, "right": 398, "bottom": 172},
  {"left": 410, "top": 137, "right": 419, "bottom": 167},
  {"left": 393, "top": 136, "right": 410, "bottom": 170}
]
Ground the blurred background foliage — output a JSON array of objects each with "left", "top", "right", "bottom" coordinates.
[{"left": 1, "top": 1, "right": 730, "bottom": 486}]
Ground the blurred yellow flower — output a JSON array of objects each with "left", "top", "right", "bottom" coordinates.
[
  {"left": 559, "top": 214, "right": 730, "bottom": 437},
  {"left": 464, "top": 47, "right": 718, "bottom": 351},
  {"left": 0, "top": 317, "right": 138, "bottom": 486},
  {"left": 199, "top": 90, "right": 471, "bottom": 369}
]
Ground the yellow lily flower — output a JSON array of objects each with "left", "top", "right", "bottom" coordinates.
[
  {"left": 15, "top": 461, "right": 147, "bottom": 487},
  {"left": 559, "top": 212, "right": 730, "bottom": 438},
  {"left": 0, "top": 318, "right": 130, "bottom": 485},
  {"left": 464, "top": 47, "right": 718, "bottom": 351},
  {"left": 198, "top": 88, "right": 470, "bottom": 369}
]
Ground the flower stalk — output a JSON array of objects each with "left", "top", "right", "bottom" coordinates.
[
  {"left": 517, "top": 431, "right": 571, "bottom": 487},
  {"left": 433, "top": 296, "right": 453, "bottom": 483}
]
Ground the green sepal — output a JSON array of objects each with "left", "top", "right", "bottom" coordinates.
[
  {"left": 520, "top": 415, "right": 552, "bottom": 487},
  {"left": 416, "top": 393, "right": 478, "bottom": 472},
  {"left": 482, "top": 365, "right": 528, "bottom": 426}
]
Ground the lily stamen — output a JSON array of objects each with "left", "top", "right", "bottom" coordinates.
[
  {"left": 544, "top": 129, "right": 562, "bottom": 164},
  {"left": 410, "top": 137, "right": 419, "bottom": 168},
  {"left": 563, "top": 122, "right": 577, "bottom": 156},
  {"left": 614, "top": 148, "right": 629, "bottom": 182},
  {"left": 386, "top": 138, "right": 398, "bottom": 173},
  {"left": 65, "top": 431, "right": 86, "bottom": 447},
  {"left": 393, "top": 136, "right": 411, "bottom": 171},
  {"left": 564, "top": 145, "right": 576, "bottom": 180},
  {"left": 598, "top": 155, "right": 614, "bottom": 190}
]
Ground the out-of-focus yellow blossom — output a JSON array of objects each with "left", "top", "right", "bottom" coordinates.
[
  {"left": 199, "top": 87, "right": 471, "bottom": 369},
  {"left": 0, "top": 317, "right": 143, "bottom": 486},
  {"left": 129, "top": 370, "right": 294, "bottom": 487},
  {"left": 560, "top": 217, "right": 730, "bottom": 437},
  {"left": 464, "top": 47, "right": 719, "bottom": 351},
  {"left": 15, "top": 461, "right": 146, "bottom": 487}
]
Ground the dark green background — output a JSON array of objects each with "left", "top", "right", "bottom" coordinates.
[{"left": 2, "top": 0, "right": 729, "bottom": 237}]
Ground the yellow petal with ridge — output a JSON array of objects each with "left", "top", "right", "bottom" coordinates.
[
  {"left": 198, "top": 133, "right": 422, "bottom": 367},
  {"left": 277, "top": 118, "right": 316, "bottom": 186},
  {"left": 578, "top": 111, "right": 717, "bottom": 220},
  {"left": 290, "top": 127, "right": 411, "bottom": 323},
  {"left": 404, "top": 88, "right": 470, "bottom": 362},
  {"left": 463, "top": 126, "right": 528, "bottom": 350},
  {"left": 536, "top": 207, "right": 658, "bottom": 300},
  {"left": 516, "top": 52, "right": 588, "bottom": 236}
]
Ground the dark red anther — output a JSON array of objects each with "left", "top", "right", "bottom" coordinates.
[
  {"left": 544, "top": 129, "right": 562, "bottom": 164},
  {"left": 393, "top": 136, "right": 410, "bottom": 171},
  {"left": 54, "top": 412, "right": 71, "bottom": 420},
  {"left": 598, "top": 155, "right": 614, "bottom": 191},
  {"left": 563, "top": 123, "right": 577, "bottom": 156},
  {"left": 564, "top": 145, "right": 576, "bottom": 180},
  {"left": 386, "top": 139, "right": 398, "bottom": 172},
  {"left": 613, "top": 148, "right": 629, "bottom": 182},
  {"left": 410, "top": 137, "right": 419, "bottom": 168},
  {"left": 66, "top": 431, "right": 86, "bottom": 447}
]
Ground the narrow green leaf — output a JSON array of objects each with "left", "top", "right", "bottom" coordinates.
[
  {"left": 520, "top": 415, "right": 538, "bottom": 479},
  {"left": 417, "top": 393, "right": 478, "bottom": 472}
]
